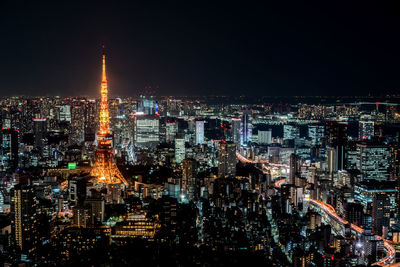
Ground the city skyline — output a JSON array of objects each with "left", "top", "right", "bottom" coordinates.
[{"left": 2, "top": 1, "right": 400, "bottom": 266}]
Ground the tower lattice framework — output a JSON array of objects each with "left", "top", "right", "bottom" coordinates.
[{"left": 90, "top": 51, "right": 128, "bottom": 186}]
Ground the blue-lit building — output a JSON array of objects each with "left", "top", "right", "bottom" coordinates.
[
  {"left": 308, "top": 125, "right": 324, "bottom": 146},
  {"left": 357, "top": 143, "right": 390, "bottom": 182},
  {"left": 241, "top": 110, "right": 252, "bottom": 145},
  {"left": 354, "top": 182, "right": 397, "bottom": 216},
  {"left": 1, "top": 128, "right": 18, "bottom": 172},
  {"left": 283, "top": 125, "right": 299, "bottom": 141}
]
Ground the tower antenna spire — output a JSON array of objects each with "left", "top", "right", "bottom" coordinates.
[{"left": 91, "top": 47, "right": 128, "bottom": 187}]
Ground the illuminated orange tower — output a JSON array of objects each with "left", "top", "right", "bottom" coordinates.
[{"left": 90, "top": 50, "right": 128, "bottom": 186}]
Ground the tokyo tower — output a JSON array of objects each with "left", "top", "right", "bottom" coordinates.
[{"left": 90, "top": 50, "right": 128, "bottom": 186}]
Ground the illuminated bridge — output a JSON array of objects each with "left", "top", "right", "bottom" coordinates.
[{"left": 274, "top": 178, "right": 396, "bottom": 266}]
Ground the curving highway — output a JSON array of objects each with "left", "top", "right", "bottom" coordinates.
[
  {"left": 274, "top": 178, "right": 396, "bottom": 266},
  {"left": 236, "top": 152, "right": 289, "bottom": 168},
  {"left": 238, "top": 151, "right": 396, "bottom": 266}
]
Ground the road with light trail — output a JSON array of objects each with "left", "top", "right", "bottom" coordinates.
[{"left": 274, "top": 178, "right": 396, "bottom": 266}]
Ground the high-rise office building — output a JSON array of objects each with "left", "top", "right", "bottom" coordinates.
[
  {"left": 325, "top": 122, "right": 347, "bottom": 147},
  {"left": 11, "top": 185, "right": 38, "bottom": 257},
  {"left": 346, "top": 202, "right": 364, "bottom": 226},
  {"left": 327, "top": 147, "right": 337, "bottom": 176},
  {"left": 241, "top": 110, "right": 252, "bottom": 145},
  {"left": 84, "top": 198, "right": 105, "bottom": 224},
  {"left": 372, "top": 192, "right": 391, "bottom": 235},
  {"left": 354, "top": 182, "right": 397, "bottom": 217},
  {"left": 231, "top": 118, "right": 241, "bottom": 145},
  {"left": 195, "top": 120, "right": 205, "bottom": 145},
  {"left": 359, "top": 120, "right": 374, "bottom": 140},
  {"left": 175, "top": 133, "right": 185, "bottom": 164},
  {"left": 289, "top": 153, "right": 300, "bottom": 185},
  {"left": 284, "top": 125, "right": 300, "bottom": 141},
  {"left": 258, "top": 129, "right": 272, "bottom": 145},
  {"left": 325, "top": 122, "right": 347, "bottom": 170},
  {"left": 1, "top": 128, "right": 18, "bottom": 172},
  {"left": 165, "top": 121, "right": 178, "bottom": 143},
  {"left": 357, "top": 143, "right": 390, "bottom": 182},
  {"left": 218, "top": 141, "right": 236, "bottom": 178},
  {"left": 134, "top": 114, "right": 160, "bottom": 147},
  {"left": 182, "top": 158, "right": 197, "bottom": 198},
  {"left": 59, "top": 105, "right": 71, "bottom": 122},
  {"left": 33, "top": 118, "right": 47, "bottom": 150},
  {"left": 84, "top": 100, "right": 97, "bottom": 142},
  {"left": 308, "top": 125, "right": 324, "bottom": 146},
  {"left": 137, "top": 98, "right": 156, "bottom": 115}
]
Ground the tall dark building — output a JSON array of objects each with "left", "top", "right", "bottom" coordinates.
[
  {"left": 289, "top": 153, "right": 300, "bottom": 185},
  {"left": 325, "top": 122, "right": 347, "bottom": 170},
  {"left": 218, "top": 141, "right": 236, "bottom": 178},
  {"left": 372, "top": 192, "right": 391, "bottom": 235},
  {"left": 182, "top": 158, "right": 197, "bottom": 196},
  {"left": 33, "top": 118, "right": 47, "bottom": 150},
  {"left": 10, "top": 185, "right": 38, "bottom": 258},
  {"left": 346, "top": 202, "right": 364, "bottom": 226}
]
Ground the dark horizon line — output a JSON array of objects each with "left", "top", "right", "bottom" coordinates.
[{"left": 2, "top": 94, "right": 400, "bottom": 99}]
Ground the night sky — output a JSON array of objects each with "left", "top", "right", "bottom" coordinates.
[{"left": 1, "top": 1, "right": 400, "bottom": 97}]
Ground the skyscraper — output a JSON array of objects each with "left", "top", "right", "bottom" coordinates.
[
  {"left": 289, "top": 153, "right": 300, "bottom": 185},
  {"left": 218, "top": 141, "right": 236, "bottom": 178},
  {"left": 359, "top": 120, "right": 374, "bottom": 140},
  {"left": 283, "top": 125, "right": 300, "bottom": 141},
  {"left": 241, "top": 110, "right": 252, "bottom": 145},
  {"left": 195, "top": 120, "right": 204, "bottom": 145},
  {"left": 372, "top": 192, "right": 391, "bottom": 235},
  {"left": 258, "top": 129, "right": 272, "bottom": 145},
  {"left": 11, "top": 185, "right": 38, "bottom": 256},
  {"left": 231, "top": 118, "right": 241, "bottom": 145},
  {"left": 134, "top": 114, "right": 160, "bottom": 147},
  {"left": 165, "top": 120, "right": 178, "bottom": 143},
  {"left": 357, "top": 143, "right": 390, "bottom": 182},
  {"left": 1, "top": 128, "right": 18, "bottom": 172},
  {"left": 137, "top": 98, "right": 156, "bottom": 115},
  {"left": 175, "top": 133, "right": 185, "bottom": 164},
  {"left": 33, "top": 118, "right": 47, "bottom": 150},
  {"left": 325, "top": 122, "right": 347, "bottom": 170},
  {"left": 308, "top": 125, "right": 324, "bottom": 146},
  {"left": 90, "top": 50, "right": 128, "bottom": 186},
  {"left": 59, "top": 105, "right": 71, "bottom": 122},
  {"left": 182, "top": 158, "right": 197, "bottom": 198}
]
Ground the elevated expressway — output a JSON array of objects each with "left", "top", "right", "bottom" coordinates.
[
  {"left": 273, "top": 178, "right": 396, "bottom": 266},
  {"left": 236, "top": 152, "right": 396, "bottom": 266},
  {"left": 236, "top": 152, "right": 289, "bottom": 169},
  {"left": 236, "top": 152, "right": 400, "bottom": 267}
]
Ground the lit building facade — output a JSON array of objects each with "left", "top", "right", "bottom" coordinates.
[
  {"left": 241, "top": 110, "right": 252, "bottom": 145},
  {"left": 308, "top": 125, "right": 324, "bottom": 146},
  {"left": 231, "top": 118, "right": 241, "bottom": 145},
  {"left": 283, "top": 125, "right": 299, "bottom": 141},
  {"left": 357, "top": 143, "right": 390, "bottom": 182},
  {"left": 359, "top": 120, "right": 374, "bottom": 140},
  {"left": 134, "top": 115, "right": 160, "bottom": 147},
  {"left": 258, "top": 129, "right": 272, "bottom": 145},
  {"left": 195, "top": 120, "right": 204, "bottom": 145},
  {"left": 218, "top": 141, "right": 236, "bottom": 178},
  {"left": 175, "top": 133, "right": 185, "bottom": 163}
]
